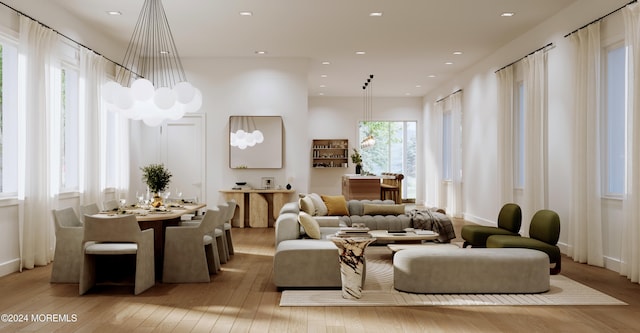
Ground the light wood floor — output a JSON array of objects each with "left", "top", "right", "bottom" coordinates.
[{"left": 2, "top": 220, "right": 640, "bottom": 332}]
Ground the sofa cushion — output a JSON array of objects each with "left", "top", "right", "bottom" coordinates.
[
  {"left": 321, "top": 195, "right": 349, "bottom": 216},
  {"left": 308, "top": 193, "right": 328, "bottom": 216},
  {"left": 363, "top": 203, "right": 406, "bottom": 216},
  {"left": 347, "top": 199, "right": 395, "bottom": 216},
  {"left": 298, "top": 212, "right": 321, "bottom": 239},
  {"left": 299, "top": 196, "right": 315, "bottom": 215}
]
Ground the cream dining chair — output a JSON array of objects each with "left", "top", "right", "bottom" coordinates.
[
  {"left": 163, "top": 209, "right": 222, "bottom": 283},
  {"left": 50, "top": 207, "right": 84, "bottom": 283},
  {"left": 222, "top": 200, "right": 237, "bottom": 256},
  {"left": 80, "top": 214, "right": 155, "bottom": 295},
  {"left": 80, "top": 203, "right": 100, "bottom": 220}
]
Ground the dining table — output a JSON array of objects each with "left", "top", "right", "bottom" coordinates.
[{"left": 93, "top": 202, "right": 206, "bottom": 280}]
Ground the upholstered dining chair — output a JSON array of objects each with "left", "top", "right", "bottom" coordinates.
[
  {"left": 487, "top": 209, "right": 562, "bottom": 275},
  {"left": 461, "top": 203, "right": 522, "bottom": 248},
  {"left": 163, "top": 209, "right": 222, "bottom": 283},
  {"left": 222, "top": 200, "right": 237, "bottom": 256},
  {"left": 102, "top": 199, "right": 119, "bottom": 211},
  {"left": 80, "top": 214, "right": 155, "bottom": 295},
  {"left": 215, "top": 204, "right": 231, "bottom": 264},
  {"left": 80, "top": 203, "right": 100, "bottom": 220},
  {"left": 50, "top": 207, "right": 84, "bottom": 283}
]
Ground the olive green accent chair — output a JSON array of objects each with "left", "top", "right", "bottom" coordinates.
[
  {"left": 487, "top": 209, "right": 561, "bottom": 275},
  {"left": 461, "top": 203, "right": 522, "bottom": 248}
]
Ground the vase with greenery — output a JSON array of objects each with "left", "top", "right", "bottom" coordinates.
[
  {"left": 141, "top": 163, "right": 172, "bottom": 207},
  {"left": 350, "top": 149, "right": 363, "bottom": 174}
]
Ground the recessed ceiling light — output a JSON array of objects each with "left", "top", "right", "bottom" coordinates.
[
  {"left": 369, "top": 12, "right": 383, "bottom": 17},
  {"left": 321, "top": 61, "right": 331, "bottom": 65},
  {"left": 106, "top": 11, "right": 122, "bottom": 15},
  {"left": 355, "top": 51, "right": 366, "bottom": 55},
  {"left": 320, "top": 84, "right": 326, "bottom": 88},
  {"left": 255, "top": 50, "right": 267, "bottom": 55},
  {"left": 453, "top": 51, "right": 463, "bottom": 55},
  {"left": 318, "top": 92, "right": 325, "bottom": 96},
  {"left": 415, "top": 85, "right": 422, "bottom": 88},
  {"left": 239, "top": 11, "right": 253, "bottom": 16},
  {"left": 445, "top": 62, "right": 453, "bottom": 65},
  {"left": 428, "top": 75, "right": 437, "bottom": 78},
  {"left": 321, "top": 74, "right": 328, "bottom": 78},
  {"left": 501, "top": 12, "right": 515, "bottom": 17}
]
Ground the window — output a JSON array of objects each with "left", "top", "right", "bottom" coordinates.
[
  {"left": 442, "top": 112, "right": 452, "bottom": 181},
  {"left": 0, "top": 39, "right": 18, "bottom": 196},
  {"left": 604, "top": 44, "right": 626, "bottom": 197},
  {"left": 514, "top": 81, "right": 525, "bottom": 188},
  {"left": 59, "top": 66, "right": 80, "bottom": 192},
  {"left": 358, "top": 121, "right": 417, "bottom": 200}
]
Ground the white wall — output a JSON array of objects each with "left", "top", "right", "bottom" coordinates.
[
  {"left": 308, "top": 97, "right": 423, "bottom": 200},
  {"left": 187, "top": 57, "right": 310, "bottom": 206},
  {"left": 422, "top": 0, "right": 629, "bottom": 269}
]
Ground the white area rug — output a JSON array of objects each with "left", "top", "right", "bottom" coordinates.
[{"left": 280, "top": 247, "right": 627, "bottom": 307}]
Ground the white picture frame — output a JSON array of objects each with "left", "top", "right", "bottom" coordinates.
[{"left": 261, "top": 177, "right": 275, "bottom": 189}]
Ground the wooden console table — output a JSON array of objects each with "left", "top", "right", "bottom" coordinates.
[
  {"left": 220, "top": 189, "right": 295, "bottom": 228},
  {"left": 342, "top": 175, "right": 381, "bottom": 200}
]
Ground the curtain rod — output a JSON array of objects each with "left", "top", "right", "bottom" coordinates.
[
  {"left": 0, "top": 1, "right": 125, "bottom": 70},
  {"left": 435, "top": 89, "right": 462, "bottom": 103},
  {"left": 564, "top": 0, "right": 637, "bottom": 38},
  {"left": 494, "top": 43, "right": 553, "bottom": 74}
]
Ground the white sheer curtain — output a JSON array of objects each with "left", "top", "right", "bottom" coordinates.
[
  {"left": 521, "top": 50, "right": 547, "bottom": 234},
  {"left": 622, "top": 3, "right": 640, "bottom": 283},
  {"left": 449, "top": 91, "right": 463, "bottom": 218},
  {"left": 567, "top": 23, "right": 604, "bottom": 266},
  {"left": 435, "top": 91, "right": 463, "bottom": 217},
  {"left": 497, "top": 66, "right": 514, "bottom": 205},
  {"left": 79, "top": 49, "right": 107, "bottom": 207},
  {"left": 17, "top": 16, "right": 58, "bottom": 270}
]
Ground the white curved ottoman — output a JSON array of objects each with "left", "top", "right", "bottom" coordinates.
[{"left": 393, "top": 247, "right": 549, "bottom": 294}]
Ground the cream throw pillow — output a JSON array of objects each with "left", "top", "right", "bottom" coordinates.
[
  {"left": 298, "top": 196, "right": 316, "bottom": 215},
  {"left": 321, "top": 195, "right": 349, "bottom": 216},
  {"left": 308, "top": 193, "right": 328, "bottom": 216},
  {"left": 298, "top": 212, "right": 321, "bottom": 239},
  {"left": 363, "top": 203, "right": 406, "bottom": 215}
]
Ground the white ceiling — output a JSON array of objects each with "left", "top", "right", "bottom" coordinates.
[{"left": 1, "top": 0, "right": 582, "bottom": 97}]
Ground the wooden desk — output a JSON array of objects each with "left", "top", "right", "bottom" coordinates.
[
  {"left": 94, "top": 203, "right": 206, "bottom": 279},
  {"left": 220, "top": 189, "right": 295, "bottom": 228}
]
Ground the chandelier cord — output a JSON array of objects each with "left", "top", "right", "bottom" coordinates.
[{"left": 117, "top": 0, "right": 187, "bottom": 88}]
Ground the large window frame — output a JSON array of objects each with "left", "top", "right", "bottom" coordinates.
[
  {"left": 58, "top": 64, "right": 80, "bottom": 193},
  {"left": 0, "top": 37, "right": 18, "bottom": 197},
  {"left": 358, "top": 120, "right": 417, "bottom": 201},
  {"left": 602, "top": 42, "right": 627, "bottom": 198},
  {"left": 514, "top": 80, "right": 525, "bottom": 189},
  {"left": 442, "top": 111, "right": 452, "bottom": 181}
]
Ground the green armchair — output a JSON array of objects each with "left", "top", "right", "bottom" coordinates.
[
  {"left": 487, "top": 209, "right": 561, "bottom": 275},
  {"left": 461, "top": 203, "right": 522, "bottom": 248}
]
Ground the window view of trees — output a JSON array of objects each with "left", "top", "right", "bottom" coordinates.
[{"left": 358, "top": 121, "right": 416, "bottom": 201}]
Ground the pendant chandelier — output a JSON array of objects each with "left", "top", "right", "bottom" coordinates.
[
  {"left": 361, "top": 74, "right": 375, "bottom": 148},
  {"left": 230, "top": 116, "right": 264, "bottom": 149},
  {"left": 103, "top": 0, "right": 202, "bottom": 127}
]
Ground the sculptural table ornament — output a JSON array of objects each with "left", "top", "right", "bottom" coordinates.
[{"left": 330, "top": 237, "right": 377, "bottom": 299}]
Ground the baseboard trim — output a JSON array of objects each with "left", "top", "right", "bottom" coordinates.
[
  {"left": 0, "top": 259, "right": 20, "bottom": 278},
  {"left": 462, "top": 213, "right": 496, "bottom": 227}
]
